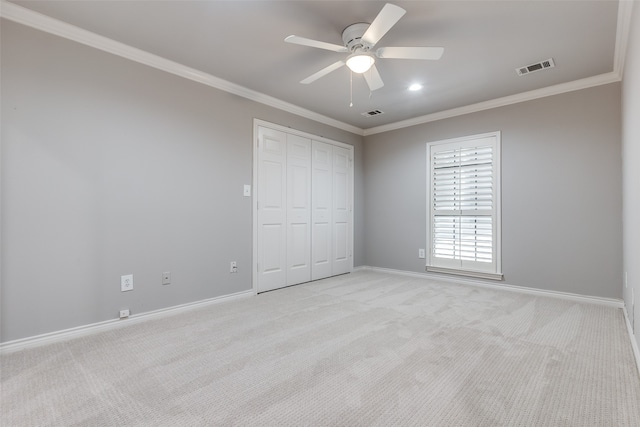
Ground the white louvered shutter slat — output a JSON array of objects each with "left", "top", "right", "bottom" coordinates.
[{"left": 428, "top": 134, "right": 500, "bottom": 275}]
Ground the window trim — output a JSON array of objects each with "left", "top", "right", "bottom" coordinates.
[{"left": 426, "top": 131, "right": 502, "bottom": 280}]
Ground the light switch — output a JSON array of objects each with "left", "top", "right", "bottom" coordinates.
[{"left": 243, "top": 185, "right": 251, "bottom": 197}]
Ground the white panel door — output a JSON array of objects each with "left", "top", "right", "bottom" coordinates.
[
  {"left": 257, "top": 126, "right": 287, "bottom": 292},
  {"left": 255, "top": 121, "right": 353, "bottom": 292},
  {"left": 311, "top": 140, "right": 333, "bottom": 280},
  {"left": 286, "top": 134, "right": 312, "bottom": 286},
  {"left": 332, "top": 146, "right": 351, "bottom": 275}
]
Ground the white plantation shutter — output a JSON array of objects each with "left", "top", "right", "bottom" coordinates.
[{"left": 427, "top": 133, "right": 501, "bottom": 278}]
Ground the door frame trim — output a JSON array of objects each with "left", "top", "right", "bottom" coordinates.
[{"left": 252, "top": 119, "right": 354, "bottom": 294}]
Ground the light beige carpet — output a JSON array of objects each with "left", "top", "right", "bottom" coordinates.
[{"left": 2, "top": 270, "right": 640, "bottom": 426}]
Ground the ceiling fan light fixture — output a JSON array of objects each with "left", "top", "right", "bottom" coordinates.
[{"left": 346, "top": 53, "right": 375, "bottom": 74}]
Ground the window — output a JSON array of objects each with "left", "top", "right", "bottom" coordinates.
[{"left": 426, "top": 132, "right": 502, "bottom": 280}]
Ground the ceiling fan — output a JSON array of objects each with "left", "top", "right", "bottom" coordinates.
[{"left": 284, "top": 3, "right": 444, "bottom": 92}]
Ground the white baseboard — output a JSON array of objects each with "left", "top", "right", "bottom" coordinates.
[
  {"left": 0, "top": 289, "right": 254, "bottom": 354},
  {"left": 355, "top": 266, "right": 624, "bottom": 308},
  {"left": 623, "top": 305, "right": 640, "bottom": 378},
  {"left": 1, "top": 268, "right": 627, "bottom": 355}
]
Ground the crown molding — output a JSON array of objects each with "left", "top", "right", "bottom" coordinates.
[
  {"left": 364, "top": 0, "right": 633, "bottom": 136},
  {"left": 0, "top": 0, "right": 364, "bottom": 136},
  {"left": 363, "top": 71, "right": 621, "bottom": 136},
  {"left": 614, "top": 0, "right": 635, "bottom": 79},
  {"left": 1, "top": 0, "right": 633, "bottom": 138}
]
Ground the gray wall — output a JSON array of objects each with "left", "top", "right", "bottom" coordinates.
[
  {"left": 622, "top": 3, "right": 640, "bottom": 351},
  {"left": 0, "top": 16, "right": 628, "bottom": 343},
  {"left": 363, "top": 83, "right": 622, "bottom": 299},
  {"left": 0, "top": 21, "right": 363, "bottom": 342}
]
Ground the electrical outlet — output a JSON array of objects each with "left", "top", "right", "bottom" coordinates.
[
  {"left": 162, "top": 271, "right": 171, "bottom": 285},
  {"left": 121, "top": 274, "right": 133, "bottom": 292},
  {"left": 418, "top": 248, "right": 425, "bottom": 259},
  {"left": 119, "top": 309, "right": 130, "bottom": 319},
  {"left": 230, "top": 261, "right": 238, "bottom": 273}
]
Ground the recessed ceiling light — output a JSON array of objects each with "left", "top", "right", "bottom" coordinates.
[{"left": 409, "top": 83, "right": 423, "bottom": 91}]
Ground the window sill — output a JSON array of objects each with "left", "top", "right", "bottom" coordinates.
[{"left": 426, "top": 266, "right": 503, "bottom": 281}]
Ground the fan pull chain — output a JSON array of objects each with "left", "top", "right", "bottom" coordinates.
[{"left": 349, "top": 71, "right": 353, "bottom": 107}]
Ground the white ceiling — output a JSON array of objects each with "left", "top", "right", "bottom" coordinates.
[{"left": 8, "top": 1, "right": 622, "bottom": 132}]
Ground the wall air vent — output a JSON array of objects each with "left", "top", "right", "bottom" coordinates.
[
  {"left": 362, "top": 109, "right": 384, "bottom": 117},
  {"left": 516, "top": 58, "right": 555, "bottom": 76}
]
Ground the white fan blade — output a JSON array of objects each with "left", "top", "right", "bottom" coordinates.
[
  {"left": 362, "top": 3, "right": 406, "bottom": 47},
  {"left": 364, "top": 64, "right": 384, "bottom": 91},
  {"left": 301, "top": 61, "right": 345, "bottom": 84},
  {"left": 376, "top": 46, "right": 444, "bottom": 60},
  {"left": 285, "top": 35, "right": 348, "bottom": 53}
]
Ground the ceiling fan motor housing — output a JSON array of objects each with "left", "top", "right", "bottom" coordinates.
[
  {"left": 284, "top": 3, "right": 441, "bottom": 91},
  {"left": 342, "top": 23, "right": 372, "bottom": 52}
]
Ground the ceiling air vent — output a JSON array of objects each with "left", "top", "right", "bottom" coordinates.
[
  {"left": 516, "top": 58, "right": 555, "bottom": 76},
  {"left": 362, "top": 109, "right": 384, "bottom": 117}
]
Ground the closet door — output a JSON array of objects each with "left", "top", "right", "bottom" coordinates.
[
  {"left": 286, "top": 135, "right": 312, "bottom": 286},
  {"left": 256, "top": 122, "right": 352, "bottom": 292},
  {"left": 311, "top": 141, "right": 333, "bottom": 280},
  {"left": 332, "top": 146, "right": 351, "bottom": 275},
  {"left": 257, "top": 127, "right": 287, "bottom": 292}
]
